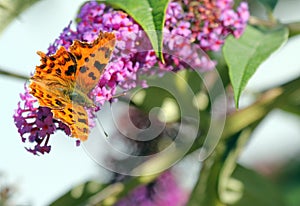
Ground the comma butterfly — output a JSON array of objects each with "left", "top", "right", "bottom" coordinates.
[{"left": 29, "top": 32, "right": 116, "bottom": 141}]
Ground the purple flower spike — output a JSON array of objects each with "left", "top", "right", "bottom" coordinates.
[
  {"left": 182, "top": 0, "right": 249, "bottom": 51},
  {"left": 13, "top": 85, "right": 74, "bottom": 155},
  {"left": 47, "top": 21, "right": 78, "bottom": 55},
  {"left": 115, "top": 171, "right": 187, "bottom": 206}
]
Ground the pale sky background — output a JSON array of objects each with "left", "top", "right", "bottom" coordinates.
[{"left": 0, "top": 0, "right": 299, "bottom": 205}]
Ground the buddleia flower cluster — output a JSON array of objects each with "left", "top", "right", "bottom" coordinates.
[
  {"left": 114, "top": 171, "right": 188, "bottom": 206},
  {"left": 14, "top": 0, "right": 249, "bottom": 155}
]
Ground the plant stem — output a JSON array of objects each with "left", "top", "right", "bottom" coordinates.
[
  {"left": 223, "top": 76, "right": 300, "bottom": 139},
  {"left": 248, "top": 16, "right": 277, "bottom": 27},
  {"left": 286, "top": 22, "right": 300, "bottom": 37},
  {"left": 0, "top": 68, "right": 29, "bottom": 80}
]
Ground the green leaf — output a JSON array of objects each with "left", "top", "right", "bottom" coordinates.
[
  {"left": 49, "top": 181, "right": 105, "bottom": 206},
  {"left": 49, "top": 176, "right": 159, "bottom": 206},
  {"left": 257, "top": 0, "right": 278, "bottom": 11},
  {"left": 232, "top": 165, "right": 286, "bottom": 206},
  {"left": 0, "top": 0, "right": 39, "bottom": 35},
  {"left": 272, "top": 155, "right": 300, "bottom": 206},
  {"left": 105, "top": 0, "right": 169, "bottom": 62},
  {"left": 188, "top": 119, "right": 285, "bottom": 206},
  {"left": 223, "top": 25, "right": 288, "bottom": 108},
  {"left": 287, "top": 22, "right": 300, "bottom": 37},
  {"left": 188, "top": 126, "right": 252, "bottom": 206},
  {"left": 188, "top": 163, "right": 286, "bottom": 206}
]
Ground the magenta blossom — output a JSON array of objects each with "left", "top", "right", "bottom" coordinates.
[
  {"left": 13, "top": 85, "right": 71, "bottom": 155},
  {"left": 181, "top": 0, "right": 249, "bottom": 51},
  {"left": 115, "top": 171, "right": 187, "bottom": 206}
]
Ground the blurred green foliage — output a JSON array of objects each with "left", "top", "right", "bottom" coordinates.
[{"left": 0, "top": 0, "right": 39, "bottom": 35}]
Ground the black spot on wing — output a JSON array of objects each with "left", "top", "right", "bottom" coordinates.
[
  {"left": 98, "top": 47, "right": 110, "bottom": 58},
  {"left": 56, "top": 68, "right": 61, "bottom": 75},
  {"left": 80, "top": 44, "right": 87, "bottom": 48},
  {"left": 94, "top": 61, "right": 106, "bottom": 72},
  {"left": 78, "top": 112, "right": 85, "bottom": 116},
  {"left": 39, "top": 64, "right": 46, "bottom": 69},
  {"left": 105, "top": 48, "right": 111, "bottom": 58},
  {"left": 76, "top": 54, "right": 82, "bottom": 60},
  {"left": 65, "top": 65, "right": 76, "bottom": 76},
  {"left": 40, "top": 57, "right": 47, "bottom": 63},
  {"left": 55, "top": 99, "right": 64, "bottom": 107},
  {"left": 78, "top": 118, "right": 87, "bottom": 124},
  {"left": 79, "top": 66, "right": 88, "bottom": 73},
  {"left": 69, "top": 52, "right": 77, "bottom": 63},
  {"left": 49, "top": 62, "right": 55, "bottom": 68},
  {"left": 88, "top": 72, "right": 96, "bottom": 80}
]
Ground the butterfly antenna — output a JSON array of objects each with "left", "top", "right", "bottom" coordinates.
[
  {"left": 112, "top": 91, "right": 127, "bottom": 99},
  {"left": 95, "top": 118, "right": 109, "bottom": 138}
]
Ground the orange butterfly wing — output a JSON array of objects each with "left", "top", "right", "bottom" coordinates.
[
  {"left": 32, "top": 46, "right": 76, "bottom": 86},
  {"left": 70, "top": 32, "right": 116, "bottom": 93},
  {"left": 30, "top": 81, "right": 89, "bottom": 140},
  {"left": 29, "top": 32, "right": 115, "bottom": 141}
]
